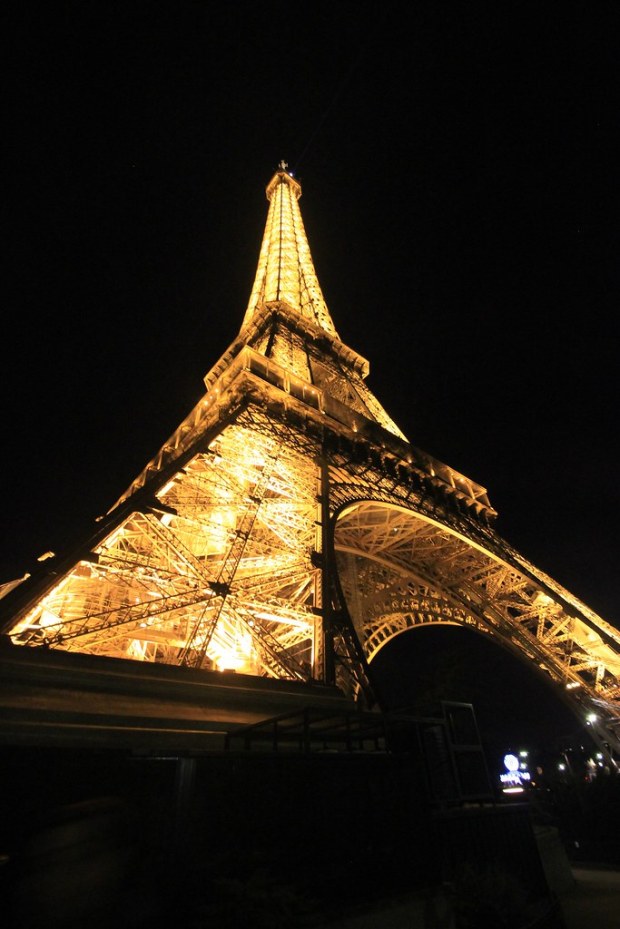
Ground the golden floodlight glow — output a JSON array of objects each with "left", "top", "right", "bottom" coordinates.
[{"left": 3, "top": 163, "right": 620, "bottom": 753}]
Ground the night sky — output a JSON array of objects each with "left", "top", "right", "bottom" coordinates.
[{"left": 4, "top": 3, "right": 618, "bottom": 755}]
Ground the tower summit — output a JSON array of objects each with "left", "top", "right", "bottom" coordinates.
[
  {"left": 2, "top": 164, "right": 620, "bottom": 759},
  {"left": 241, "top": 162, "right": 338, "bottom": 336}
]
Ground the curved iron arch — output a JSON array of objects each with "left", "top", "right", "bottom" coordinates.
[{"left": 331, "top": 496, "right": 620, "bottom": 760}]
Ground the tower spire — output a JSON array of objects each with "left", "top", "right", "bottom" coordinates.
[{"left": 241, "top": 163, "right": 339, "bottom": 336}]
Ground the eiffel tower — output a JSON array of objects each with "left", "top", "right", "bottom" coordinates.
[{"left": 2, "top": 162, "right": 620, "bottom": 758}]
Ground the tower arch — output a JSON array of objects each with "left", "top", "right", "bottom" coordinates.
[{"left": 332, "top": 498, "right": 620, "bottom": 755}]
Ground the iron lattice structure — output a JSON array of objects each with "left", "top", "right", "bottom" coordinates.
[{"left": 2, "top": 164, "right": 620, "bottom": 756}]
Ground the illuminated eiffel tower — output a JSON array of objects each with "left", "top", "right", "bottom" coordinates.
[{"left": 2, "top": 162, "right": 620, "bottom": 757}]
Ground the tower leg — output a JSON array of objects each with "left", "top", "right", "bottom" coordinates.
[{"left": 317, "top": 455, "right": 335, "bottom": 685}]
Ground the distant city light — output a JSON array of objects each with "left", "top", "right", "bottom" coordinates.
[{"left": 500, "top": 752, "right": 531, "bottom": 792}]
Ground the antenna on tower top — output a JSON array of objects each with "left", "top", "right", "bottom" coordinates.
[{"left": 278, "top": 160, "right": 289, "bottom": 172}]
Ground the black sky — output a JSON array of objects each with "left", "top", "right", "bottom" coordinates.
[{"left": 3, "top": 2, "right": 619, "bottom": 751}]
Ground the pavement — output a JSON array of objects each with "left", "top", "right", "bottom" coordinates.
[
  {"left": 559, "top": 864, "right": 620, "bottom": 929},
  {"left": 317, "top": 863, "right": 620, "bottom": 928}
]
